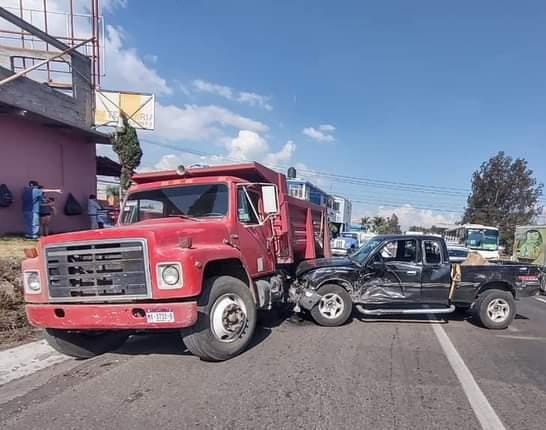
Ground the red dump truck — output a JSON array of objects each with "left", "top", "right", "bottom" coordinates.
[{"left": 22, "top": 163, "right": 330, "bottom": 361}]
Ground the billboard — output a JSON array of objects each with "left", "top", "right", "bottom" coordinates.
[
  {"left": 513, "top": 226, "right": 546, "bottom": 266},
  {"left": 95, "top": 90, "right": 155, "bottom": 130}
]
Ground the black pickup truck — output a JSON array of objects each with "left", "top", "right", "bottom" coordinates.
[{"left": 292, "top": 235, "right": 542, "bottom": 329}]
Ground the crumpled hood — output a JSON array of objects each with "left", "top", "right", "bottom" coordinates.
[{"left": 296, "top": 257, "right": 357, "bottom": 277}]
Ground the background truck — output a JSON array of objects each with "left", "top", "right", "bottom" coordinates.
[
  {"left": 22, "top": 163, "right": 330, "bottom": 361},
  {"left": 293, "top": 234, "right": 542, "bottom": 328}
]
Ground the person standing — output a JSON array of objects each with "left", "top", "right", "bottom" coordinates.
[
  {"left": 39, "top": 193, "right": 56, "bottom": 237},
  {"left": 22, "top": 181, "right": 61, "bottom": 239},
  {"left": 88, "top": 194, "right": 105, "bottom": 229}
]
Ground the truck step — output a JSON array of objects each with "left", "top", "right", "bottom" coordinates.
[{"left": 356, "top": 305, "right": 455, "bottom": 316}]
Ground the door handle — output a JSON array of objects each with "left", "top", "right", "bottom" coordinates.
[{"left": 406, "top": 270, "right": 417, "bottom": 275}]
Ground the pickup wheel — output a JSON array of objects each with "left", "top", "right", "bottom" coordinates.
[
  {"left": 44, "top": 329, "right": 129, "bottom": 359},
  {"left": 310, "top": 284, "right": 352, "bottom": 327},
  {"left": 181, "top": 276, "right": 256, "bottom": 361},
  {"left": 473, "top": 289, "right": 516, "bottom": 330}
]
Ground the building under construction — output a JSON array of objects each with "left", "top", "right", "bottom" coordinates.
[{"left": 0, "top": 1, "right": 112, "bottom": 234}]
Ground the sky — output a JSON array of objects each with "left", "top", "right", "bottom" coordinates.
[{"left": 4, "top": 0, "right": 546, "bottom": 228}]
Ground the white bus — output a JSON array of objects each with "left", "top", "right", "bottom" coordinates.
[{"left": 443, "top": 224, "right": 500, "bottom": 260}]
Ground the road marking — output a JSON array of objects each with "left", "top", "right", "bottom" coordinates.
[
  {"left": 496, "top": 335, "right": 546, "bottom": 341},
  {"left": 429, "top": 319, "right": 506, "bottom": 430},
  {"left": 0, "top": 340, "right": 70, "bottom": 386},
  {"left": 535, "top": 297, "right": 546, "bottom": 304}
]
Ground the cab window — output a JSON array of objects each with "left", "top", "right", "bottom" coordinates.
[
  {"left": 237, "top": 188, "right": 260, "bottom": 225},
  {"left": 379, "top": 239, "right": 417, "bottom": 263},
  {"left": 423, "top": 240, "right": 444, "bottom": 264}
]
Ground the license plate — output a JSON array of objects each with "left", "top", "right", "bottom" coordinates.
[{"left": 146, "top": 311, "right": 175, "bottom": 323}]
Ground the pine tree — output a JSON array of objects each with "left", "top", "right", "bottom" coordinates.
[{"left": 113, "top": 115, "right": 143, "bottom": 193}]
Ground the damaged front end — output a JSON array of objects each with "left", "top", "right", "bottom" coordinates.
[{"left": 288, "top": 279, "right": 322, "bottom": 312}]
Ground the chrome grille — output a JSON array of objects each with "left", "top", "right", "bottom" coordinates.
[{"left": 45, "top": 240, "right": 150, "bottom": 301}]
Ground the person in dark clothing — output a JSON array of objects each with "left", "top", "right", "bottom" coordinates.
[{"left": 39, "top": 193, "right": 56, "bottom": 236}]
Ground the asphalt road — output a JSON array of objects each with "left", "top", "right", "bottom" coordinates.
[{"left": 1, "top": 297, "right": 546, "bottom": 430}]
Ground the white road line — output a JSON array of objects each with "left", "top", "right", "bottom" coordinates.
[
  {"left": 535, "top": 297, "right": 546, "bottom": 304},
  {"left": 496, "top": 335, "right": 546, "bottom": 341},
  {"left": 0, "top": 340, "right": 70, "bottom": 386},
  {"left": 430, "top": 320, "right": 506, "bottom": 430}
]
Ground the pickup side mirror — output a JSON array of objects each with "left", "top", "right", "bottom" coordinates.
[
  {"left": 370, "top": 260, "right": 384, "bottom": 271},
  {"left": 262, "top": 185, "right": 278, "bottom": 214}
]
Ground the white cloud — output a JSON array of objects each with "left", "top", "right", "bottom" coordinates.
[
  {"left": 302, "top": 124, "right": 336, "bottom": 143},
  {"left": 225, "top": 130, "right": 296, "bottom": 166},
  {"left": 101, "top": 0, "right": 128, "bottom": 12},
  {"left": 154, "top": 104, "right": 268, "bottom": 142},
  {"left": 374, "top": 204, "right": 458, "bottom": 231},
  {"left": 192, "top": 79, "right": 273, "bottom": 111},
  {"left": 103, "top": 25, "right": 172, "bottom": 95}
]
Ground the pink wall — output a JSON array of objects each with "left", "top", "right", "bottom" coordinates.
[{"left": 0, "top": 116, "right": 97, "bottom": 235}]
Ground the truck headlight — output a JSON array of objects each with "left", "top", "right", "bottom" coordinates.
[
  {"left": 24, "top": 271, "right": 41, "bottom": 294},
  {"left": 157, "top": 263, "right": 183, "bottom": 289}
]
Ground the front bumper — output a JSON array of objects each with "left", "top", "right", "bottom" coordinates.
[{"left": 25, "top": 302, "right": 198, "bottom": 330}]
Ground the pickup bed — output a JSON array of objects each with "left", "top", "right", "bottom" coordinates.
[{"left": 292, "top": 235, "right": 542, "bottom": 329}]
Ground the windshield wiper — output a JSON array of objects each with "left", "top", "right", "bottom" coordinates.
[{"left": 168, "top": 214, "right": 201, "bottom": 222}]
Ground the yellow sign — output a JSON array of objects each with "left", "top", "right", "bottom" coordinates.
[{"left": 95, "top": 90, "right": 155, "bottom": 130}]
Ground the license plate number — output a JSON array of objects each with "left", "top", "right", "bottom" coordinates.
[{"left": 146, "top": 311, "right": 175, "bottom": 323}]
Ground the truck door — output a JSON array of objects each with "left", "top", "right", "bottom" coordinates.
[
  {"left": 361, "top": 239, "right": 421, "bottom": 303},
  {"left": 420, "top": 239, "right": 451, "bottom": 305},
  {"left": 235, "top": 186, "right": 276, "bottom": 276}
]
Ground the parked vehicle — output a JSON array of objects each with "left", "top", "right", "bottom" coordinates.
[
  {"left": 444, "top": 224, "right": 500, "bottom": 260},
  {"left": 447, "top": 245, "right": 470, "bottom": 263},
  {"left": 331, "top": 232, "right": 360, "bottom": 256},
  {"left": 22, "top": 163, "right": 330, "bottom": 361},
  {"left": 292, "top": 235, "right": 542, "bottom": 329}
]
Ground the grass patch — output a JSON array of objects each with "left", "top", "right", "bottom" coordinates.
[{"left": 0, "top": 237, "right": 37, "bottom": 347}]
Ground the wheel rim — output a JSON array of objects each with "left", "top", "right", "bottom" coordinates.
[
  {"left": 210, "top": 293, "right": 248, "bottom": 343},
  {"left": 486, "top": 298, "right": 510, "bottom": 323},
  {"left": 318, "top": 292, "right": 345, "bottom": 320}
]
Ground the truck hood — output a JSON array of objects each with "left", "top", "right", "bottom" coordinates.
[
  {"left": 39, "top": 218, "right": 230, "bottom": 250},
  {"left": 296, "top": 257, "right": 357, "bottom": 277}
]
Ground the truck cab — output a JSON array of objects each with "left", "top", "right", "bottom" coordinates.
[{"left": 23, "top": 163, "right": 330, "bottom": 361}]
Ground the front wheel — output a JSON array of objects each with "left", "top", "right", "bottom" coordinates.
[
  {"left": 44, "top": 329, "right": 129, "bottom": 359},
  {"left": 310, "top": 284, "right": 352, "bottom": 327},
  {"left": 182, "top": 276, "right": 256, "bottom": 361},
  {"left": 472, "top": 289, "right": 516, "bottom": 329}
]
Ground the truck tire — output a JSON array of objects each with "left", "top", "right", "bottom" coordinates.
[
  {"left": 472, "top": 289, "right": 516, "bottom": 330},
  {"left": 44, "top": 329, "right": 129, "bottom": 359},
  {"left": 182, "top": 276, "right": 256, "bottom": 361},
  {"left": 310, "top": 284, "right": 352, "bottom": 327}
]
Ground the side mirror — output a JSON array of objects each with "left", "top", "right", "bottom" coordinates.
[{"left": 262, "top": 185, "right": 278, "bottom": 214}]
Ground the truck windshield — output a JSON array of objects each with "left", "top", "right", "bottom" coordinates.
[
  {"left": 120, "top": 184, "right": 228, "bottom": 224},
  {"left": 350, "top": 238, "right": 383, "bottom": 265}
]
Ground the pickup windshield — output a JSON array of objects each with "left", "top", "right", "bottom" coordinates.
[
  {"left": 350, "top": 238, "right": 383, "bottom": 264},
  {"left": 120, "top": 184, "right": 228, "bottom": 224}
]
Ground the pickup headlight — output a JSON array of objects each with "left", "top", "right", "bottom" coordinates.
[
  {"left": 157, "top": 263, "right": 183, "bottom": 289},
  {"left": 24, "top": 271, "right": 41, "bottom": 294}
]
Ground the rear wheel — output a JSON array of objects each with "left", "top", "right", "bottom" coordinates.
[
  {"left": 310, "top": 284, "right": 352, "bottom": 327},
  {"left": 44, "top": 329, "right": 129, "bottom": 359},
  {"left": 473, "top": 289, "right": 515, "bottom": 329},
  {"left": 182, "top": 276, "right": 256, "bottom": 361}
]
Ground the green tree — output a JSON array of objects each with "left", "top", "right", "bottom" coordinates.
[
  {"left": 387, "top": 213, "right": 401, "bottom": 234},
  {"left": 463, "top": 151, "right": 543, "bottom": 253},
  {"left": 113, "top": 115, "right": 143, "bottom": 192}
]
